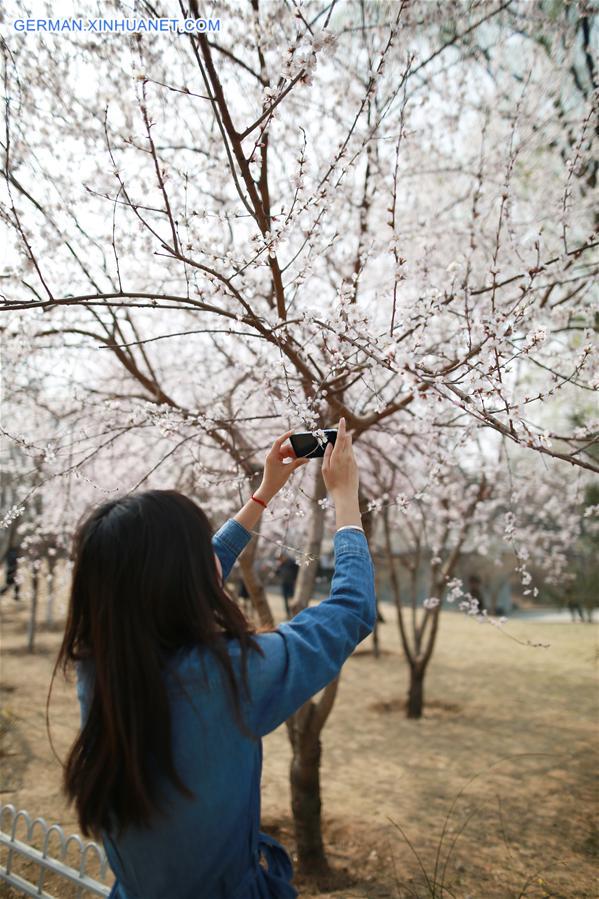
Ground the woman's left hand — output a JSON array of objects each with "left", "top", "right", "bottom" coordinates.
[{"left": 255, "top": 429, "right": 309, "bottom": 502}]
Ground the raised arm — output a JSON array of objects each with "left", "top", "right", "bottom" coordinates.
[
  {"left": 241, "top": 527, "right": 375, "bottom": 736},
  {"left": 229, "top": 417, "right": 375, "bottom": 735},
  {"left": 212, "top": 428, "right": 309, "bottom": 580}
]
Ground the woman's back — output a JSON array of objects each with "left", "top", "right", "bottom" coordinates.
[
  {"left": 78, "top": 639, "right": 265, "bottom": 898},
  {"left": 76, "top": 517, "right": 375, "bottom": 899}
]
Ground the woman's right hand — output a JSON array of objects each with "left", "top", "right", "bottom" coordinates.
[{"left": 321, "top": 417, "right": 360, "bottom": 503}]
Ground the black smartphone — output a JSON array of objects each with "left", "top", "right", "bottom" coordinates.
[{"left": 289, "top": 429, "right": 338, "bottom": 458}]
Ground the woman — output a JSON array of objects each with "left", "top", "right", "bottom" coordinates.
[{"left": 51, "top": 417, "right": 375, "bottom": 898}]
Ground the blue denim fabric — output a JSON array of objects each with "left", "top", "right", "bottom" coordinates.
[{"left": 77, "top": 518, "right": 375, "bottom": 899}]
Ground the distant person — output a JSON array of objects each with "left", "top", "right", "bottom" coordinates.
[
  {"left": 276, "top": 553, "right": 299, "bottom": 618},
  {"left": 565, "top": 585, "right": 585, "bottom": 622},
  {"left": 567, "top": 599, "right": 585, "bottom": 622},
  {"left": 0, "top": 545, "right": 20, "bottom": 601},
  {"left": 468, "top": 574, "right": 485, "bottom": 614}
]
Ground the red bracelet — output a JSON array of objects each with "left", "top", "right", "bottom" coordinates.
[{"left": 251, "top": 494, "right": 268, "bottom": 509}]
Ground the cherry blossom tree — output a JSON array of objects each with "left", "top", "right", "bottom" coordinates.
[
  {"left": 1, "top": 0, "right": 597, "bottom": 875},
  {"left": 364, "top": 425, "right": 593, "bottom": 718}
]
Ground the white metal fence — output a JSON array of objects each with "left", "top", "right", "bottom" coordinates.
[{"left": 0, "top": 804, "right": 112, "bottom": 898}]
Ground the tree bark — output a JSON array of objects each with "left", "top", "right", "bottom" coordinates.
[
  {"left": 46, "top": 558, "right": 55, "bottom": 625},
  {"left": 27, "top": 567, "right": 39, "bottom": 653},
  {"left": 292, "top": 470, "right": 327, "bottom": 612},
  {"left": 288, "top": 708, "right": 330, "bottom": 875},
  {"left": 238, "top": 541, "right": 274, "bottom": 628},
  {"left": 407, "top": 661, "right": 425, "bottom": 719},
  {"left": 372, "top": 605, "right": 380, "bottom": 658}
]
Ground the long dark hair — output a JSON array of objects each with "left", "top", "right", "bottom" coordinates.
[{"left": 49, "top": 489, "right": 265, "bottom": 839}]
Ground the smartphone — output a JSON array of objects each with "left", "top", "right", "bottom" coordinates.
[{"left": 289, "top": 429, "right": 338, "bottom": 458}]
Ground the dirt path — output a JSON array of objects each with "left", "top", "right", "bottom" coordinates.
[{"left": 1, "top": 594, "right": 597, "bottom": 898}]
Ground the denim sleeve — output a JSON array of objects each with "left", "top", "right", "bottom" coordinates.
[
  {"left": 212, "top": 519, "right": 253, "bottom": 581},
  {"left": 245, "top": 528, "right": 376, "bottom": 736}
]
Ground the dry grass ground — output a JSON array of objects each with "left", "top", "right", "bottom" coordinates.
[{"left": 1, "top": 589, "right": 597, "bottom": 898}]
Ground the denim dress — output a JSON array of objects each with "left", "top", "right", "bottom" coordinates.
[{"left": 76, "top": 519, "right": 376, "bottom": 899}]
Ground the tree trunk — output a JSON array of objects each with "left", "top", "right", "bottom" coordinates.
[
  {"left": 27, "top": 567, "right": 39, "bottom": 653},
  {"left": 292, "top": 470, "right": 327, "bottom": 612},
  {"left": 289, "top": 712, "right": 329, "bottom": 875},
  {"left": 372, "top": 607, "right": 380, "bottom": 658},
  {"left": 46, "top": 558, "right": 55, "bottom": 625},
  {"left": 407, "top": 661, "right": 425, "bottom": 719},
  {"left": 238, "top": 547, "right": 274, "bottom": 628}
]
